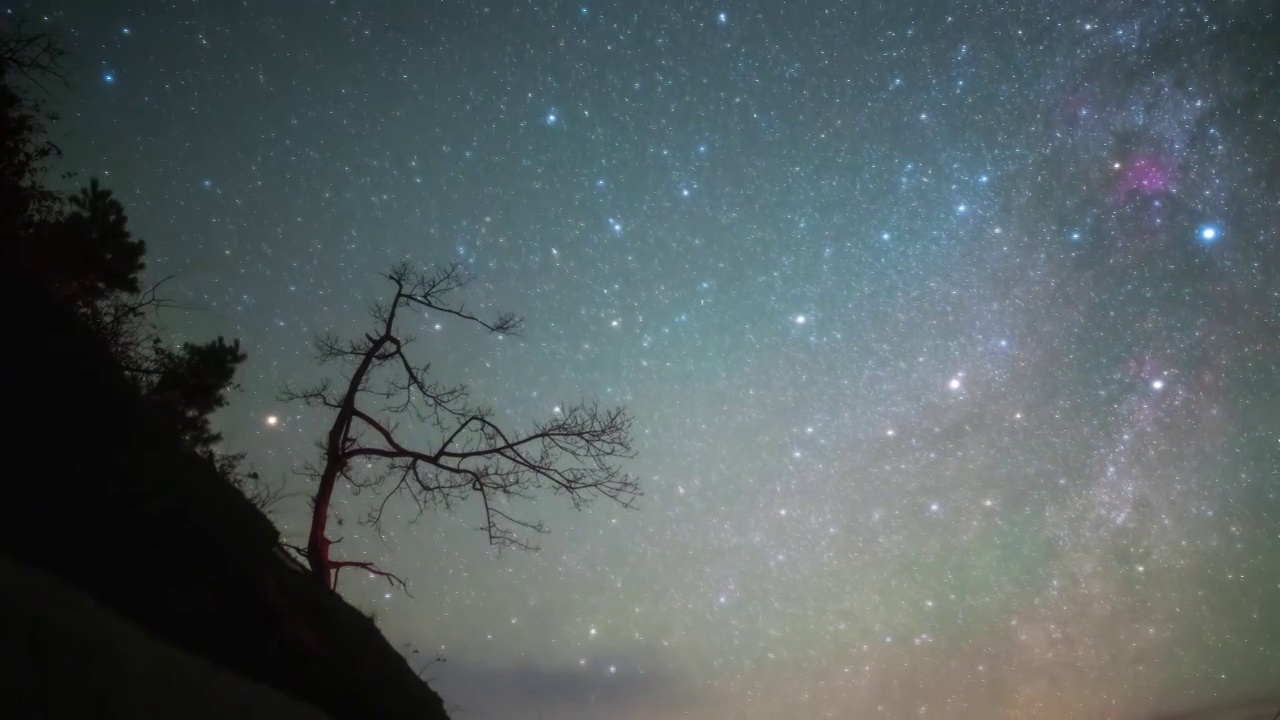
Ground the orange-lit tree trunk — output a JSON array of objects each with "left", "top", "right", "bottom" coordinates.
[{"left": 302, "top": 304, "right": 400, "bottom": 589}]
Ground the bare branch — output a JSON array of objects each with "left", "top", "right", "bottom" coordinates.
[
  {"left": 0, "top": 20, "right": 68, "bottom": 94},
  {"left": 283, "top": 264, "right": 640, "bottom": 590},
  {"left": 279, "top": 379, "right": 343, "bottom": 409},
  {"left": 393, "top": 262, "right": 524, "bottom": 336},
  {"left": 330, "top": 560, "right": 412, "bottom": 598}
]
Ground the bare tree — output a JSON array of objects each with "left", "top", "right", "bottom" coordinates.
[
  {"left": 0, "top": 19, "right": 67, "bottom": 91},
  {"left": 281, "top": 263, "right": 639, "bottom": 591}
]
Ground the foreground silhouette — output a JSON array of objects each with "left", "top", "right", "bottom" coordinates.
[{"left": 1, "top": 23, "right": 448, "bottom": 719}]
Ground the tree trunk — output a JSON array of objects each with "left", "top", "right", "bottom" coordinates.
[{"left": 307, "top": 459, "right": 340, "bottom": 586}]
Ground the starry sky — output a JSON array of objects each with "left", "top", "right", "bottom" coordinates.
[{"left": 40, "top": 0, "right": 1280, "bottom": 717}]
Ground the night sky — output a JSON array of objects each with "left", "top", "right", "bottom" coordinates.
[{"left": 41, "top": 0, "right": 1280, "bottom": 717}]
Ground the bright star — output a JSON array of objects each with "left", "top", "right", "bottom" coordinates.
[
  {"left": 794, "top": 315, "right": 806, "bottom": 325},
  {"left": 103, "top": 72, "right": 116, "bottom": 83},
  {"left": 1198, "top": 225, "right": 1219, "bottom": 243},
  {"left": 266, "top": 415, "right": 279, "bottom": 426},
  {"left": 949, "top": 378, "right": 962, "bottom": 390}
]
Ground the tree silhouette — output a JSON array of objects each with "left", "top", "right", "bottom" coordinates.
[
  {"left": 282, "top": 262, "right": 639, "bottom": 591},
  {"left": 27, "top": 172, "right": 247, "bottom": 465},
  {"left": 140, "top": 335, "right": 247, "bottom": 451},
  {"left": 42, "top": 177, "right": 148, "bottom": 311},
  {"left": 0, "top": 20, "right": 65, "bottom": 91},
  {"left": 2, "top": 25, "right": 268, "bottom": 508},
  {"left": 0, "top": 22, "right": 64, "bottom": 249}
]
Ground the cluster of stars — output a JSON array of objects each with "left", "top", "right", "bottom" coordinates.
[{"left": 54, "top": 0, "right": 1280, "bottom": 718}]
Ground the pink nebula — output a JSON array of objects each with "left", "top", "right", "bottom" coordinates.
[{"left": 1112, "top": 153, "right": 1177, "bottom": 201}]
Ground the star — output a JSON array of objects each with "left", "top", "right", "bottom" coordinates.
[{"left": 42, "top": 3, "right": 1280, "bottom": 717}]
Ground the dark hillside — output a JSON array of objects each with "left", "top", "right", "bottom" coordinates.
[
  {"left": 0, "top": 552, "right": 331, "bottom": 719},
  {"left": 1, "top": 269, "right": 449, "bottom": 720}
]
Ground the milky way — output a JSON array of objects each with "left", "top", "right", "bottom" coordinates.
[{"left": 48, "top": 0, "right": 1279, "bottom": 717}]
